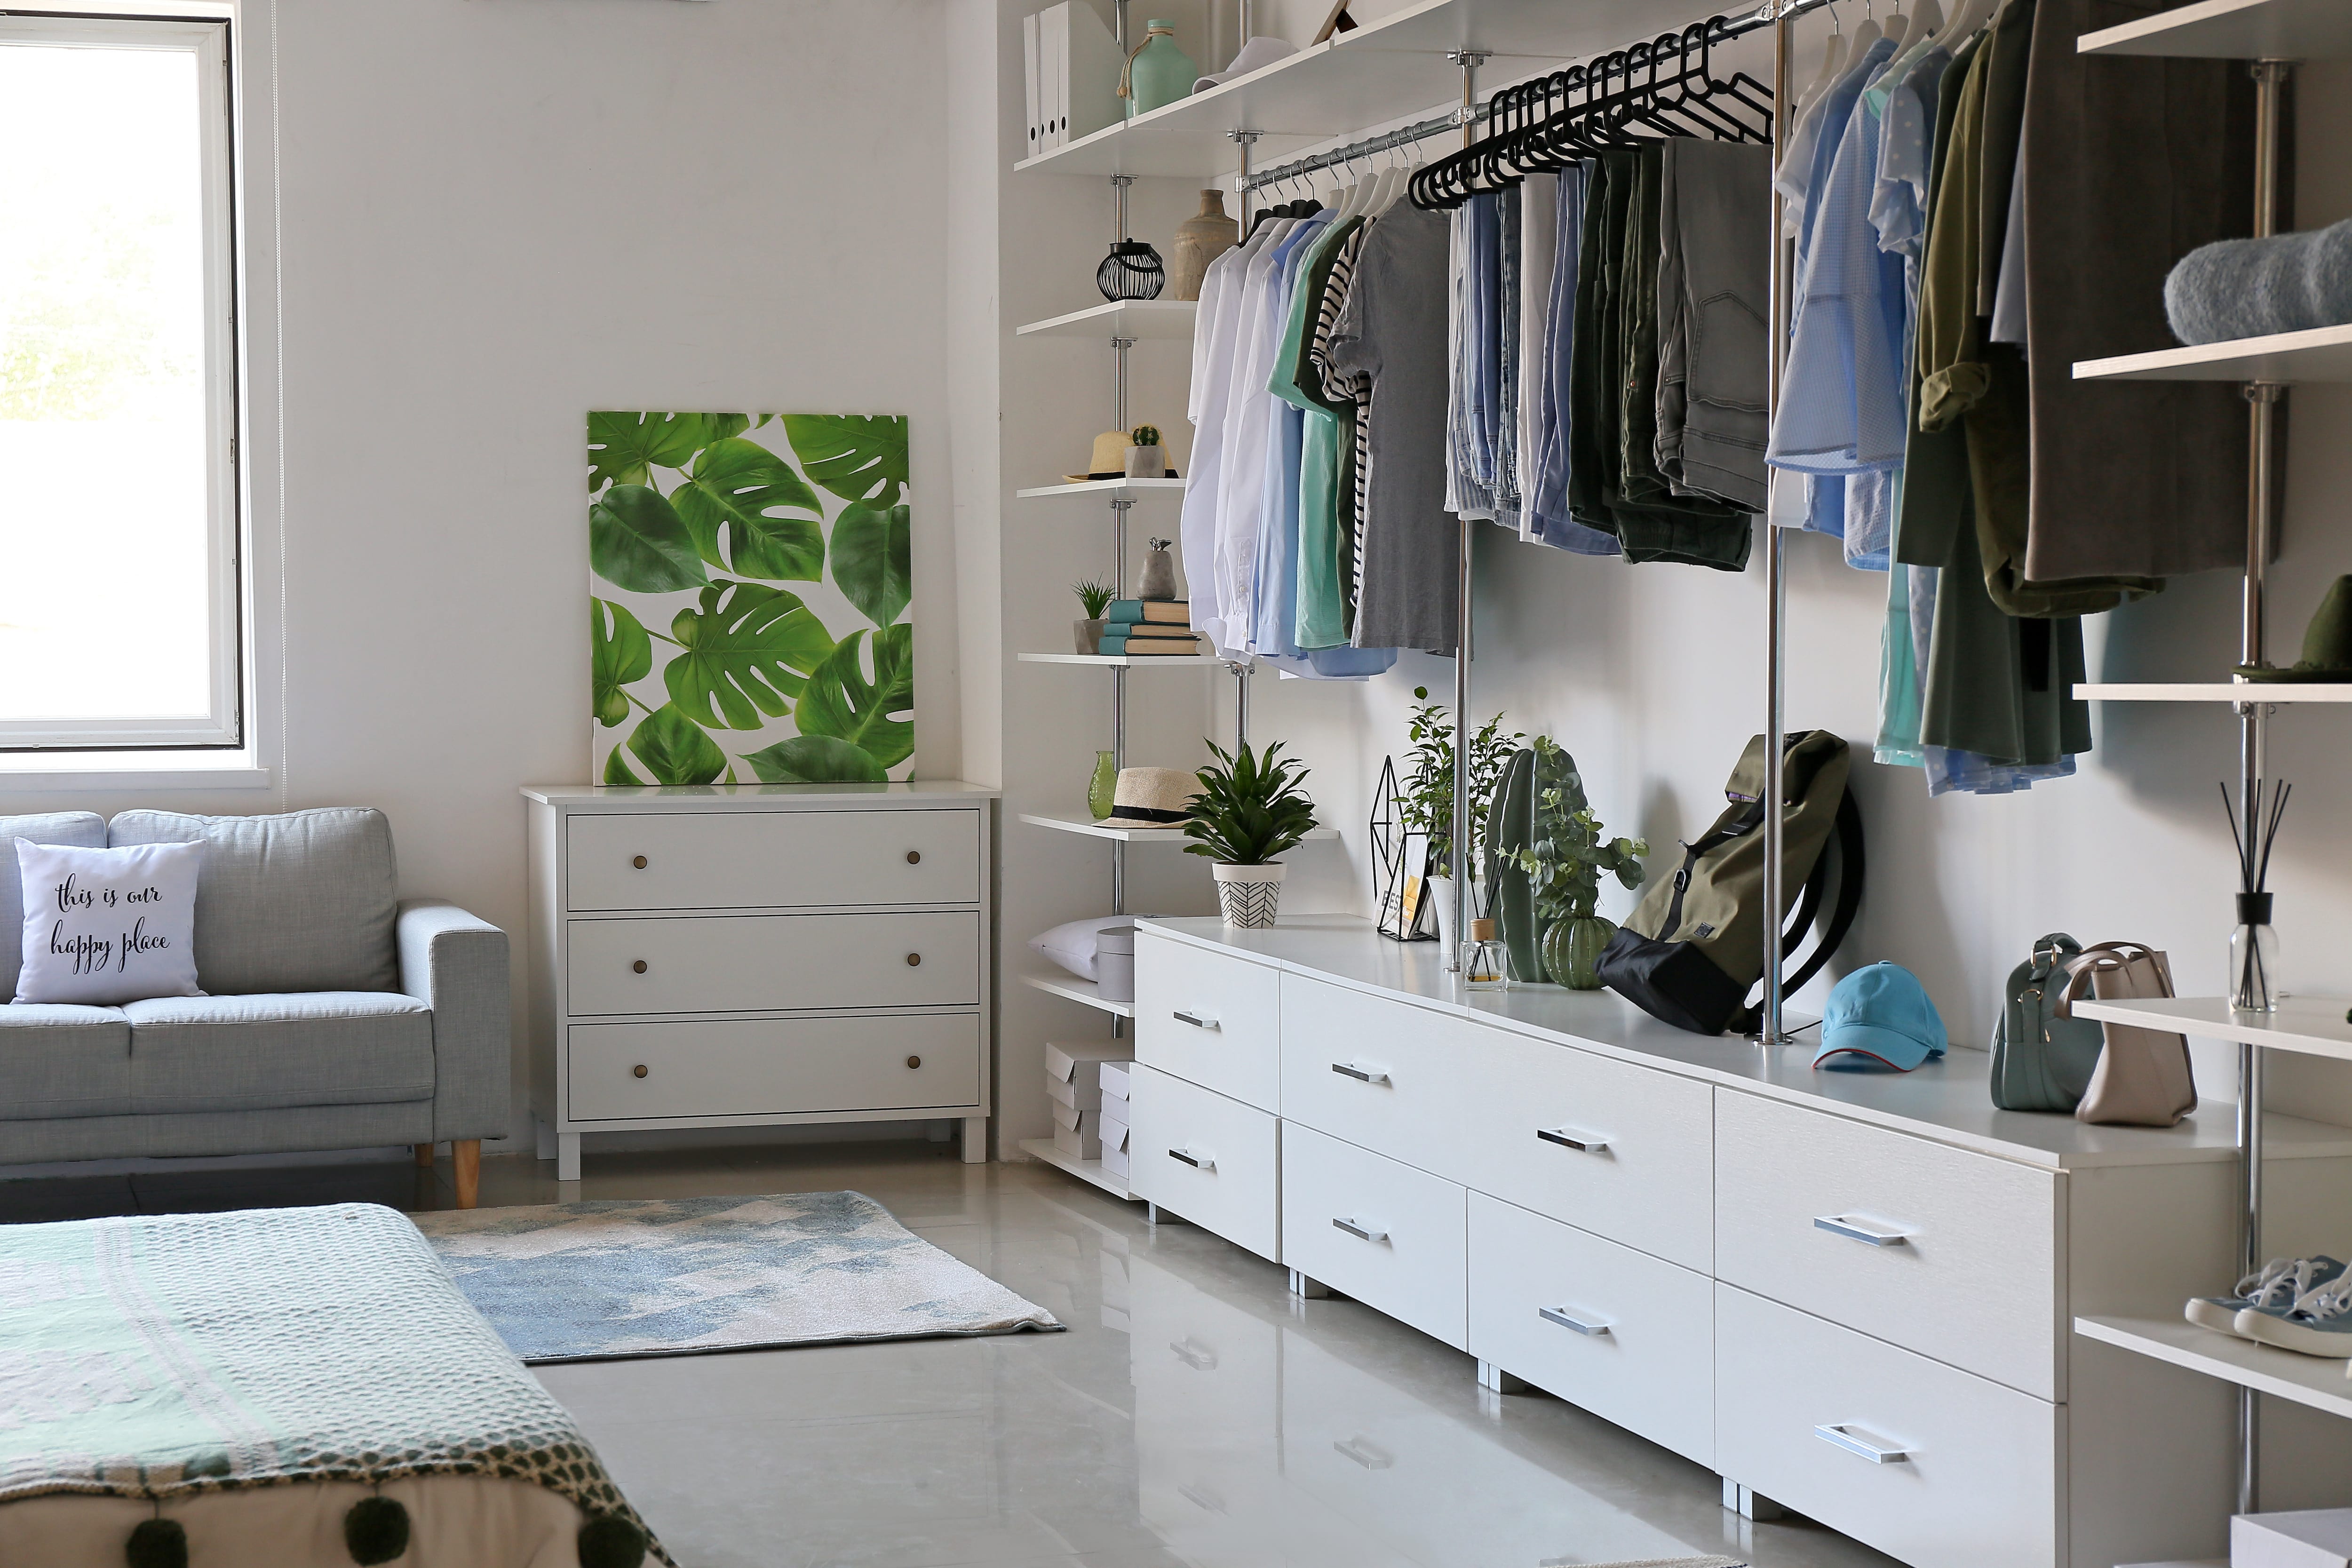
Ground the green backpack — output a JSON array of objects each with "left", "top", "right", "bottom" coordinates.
[
  {"left": 1597, "top": 731, "right": 1864, "bottom": 1036},
  {"left": 1990, "top": 933, "right": 2107, "bottom": 1113}
]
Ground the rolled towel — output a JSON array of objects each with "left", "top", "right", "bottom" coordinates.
[{"left": 2165, "top": 218, "right": 2352, "bottom": 345}]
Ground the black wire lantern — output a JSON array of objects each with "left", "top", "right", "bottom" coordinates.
[{"left": 1096, "top": 239, "right": 1166, "bottom": 301}]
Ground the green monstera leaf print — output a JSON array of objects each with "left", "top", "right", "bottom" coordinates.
[
  {"left": 591, "top": 484, "right": 707, "bottom": 594},
  {"left": 603, "top": 746, "right": 649, "bottom": 786},
  {"left": 739, "top": 734, "right": 887, "bottom": 784},
  {"left": 830, "top": 500, "right": 911, "bottom": 629},
  {"left": 661, "top": 580, "right": 834, "bottom": 730},
  {"left": 784, "top": 414, "right": 907, "bottom": 505},
  {"left": 588, "top": 412, "right": 747, "bottom": 490},
  {"left": 672, "top": 437, "right": 826, "bottom": 582},
  {"left": 623, "top": 703, "right": 729, "bottom": 785},
  {"left": 591, "top": 599, "right": 652, "bottom": 727},
  {"left": 796, "top": 623, "right": 912, "bottom": 770}
]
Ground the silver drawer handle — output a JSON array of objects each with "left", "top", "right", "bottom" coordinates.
[
  {"left": 1539, "top": 1305, "right": 1612, "bottom": 1337},
  {"left": 1172, "top": 1010, "right": 1221, "bottom": 1030},
  {"left": 1815, "top": 1214, "right": 1912, "bottom": 1247},
  {"left": 1332, "top": 1217, "right": 1388, "bottom": 1243},
  {"left": 1331, "top": 1062, "right": 1391, "bottom": 1084},
  {"left": 1169, "top": 1337, "right": 1217, "bottom": 1371},
  {"left": 1537, "top": 1126, "right": 1609, "bottom": 1153},
  {"left": 1815, "top": 1423, "right": 1910, "bottom": 1464},
  {"left": 1167, "top": 1148, "right": 1215, "bottom": 1171},
  {"left": 1333, "top": 1436, "right": 1393, "bottom": 1470}
]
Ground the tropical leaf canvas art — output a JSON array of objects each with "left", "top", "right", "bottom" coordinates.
[{"left": 589, "top": 412, "right": 913, "bottom": 785}]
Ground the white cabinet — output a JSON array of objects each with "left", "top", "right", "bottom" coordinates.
[
  {"left": 524, "top": 784, "right": 995, "bottom": 1179},
  {"left": 1129, "top": 1064, "right": 1282, "bottom": 1263},
  {"left": 1281, "top": 1122, "right": 1468, "bottom": 1351},
  {"left": 1136, "top": 930, "right": 1281, "bottom": 1110}
]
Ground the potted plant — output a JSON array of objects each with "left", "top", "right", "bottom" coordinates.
[
  {"left": 1182, "top": 740, "right": 1317, "bottom": 928},
  {"left": 1125, "top": 423, "right": 1166, "bottom": 479},
  {"left": 1398, "top": 686, "right": 1522, "bottom": 948},
  {"left": 1073, "top": 578, "right": 1115, "bottom": 654},
  {"left": 1507, "top": 736, "right": 1647, "bottom": 989}
]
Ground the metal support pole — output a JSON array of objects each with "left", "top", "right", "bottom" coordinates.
[
  {"left": 2235, "top": 56, "right": 2292, "bottom": 1519},
  {"left": 1446, "top": 48, "right": 1485, "bottom": 972},
  {"left": 1229, "top": 127, "right": 1260, "bottom": 235},
  {"left": 1752, "top": 2, "right": 1796, "bottom": 1045}
]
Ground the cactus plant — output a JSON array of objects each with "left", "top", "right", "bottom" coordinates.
[{"left": 1129, "top": 424, "right": 1161, "bottom": 448}]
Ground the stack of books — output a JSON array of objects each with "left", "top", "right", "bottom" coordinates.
[
  {"left": 1046, "top": 1041, "right": 1134, "bottom": 1162},
  {"left": 1099, "top": 599, "right": 1201, "bottom": 657}
]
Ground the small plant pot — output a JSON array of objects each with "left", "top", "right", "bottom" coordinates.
[
  {"left": 1211, "top": 861, "right": 1285, "bottom": 929},
  {"left": 1075, "top": 619, "right": 1108, "bottom": 654},
  {"left": 1542, "top": 914, "right": 1617, "bottom": 990},
  {"left": 1124, "top": 445, "right": 1166, "bottom": 479}
]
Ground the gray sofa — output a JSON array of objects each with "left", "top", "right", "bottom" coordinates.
[{"left": 0, "top": 807, "right": 508, "bottom": 1206}]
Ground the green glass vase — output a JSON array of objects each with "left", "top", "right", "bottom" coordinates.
[
  {"left": 1124, "top": 20, "right": 1197, "bottom": 119},
  {"left": 1088, "top": 751, "right": 1118, "bottom": 820},
  {"left": 1542, "top": 914, "right": 1616, "bottom": 990}
]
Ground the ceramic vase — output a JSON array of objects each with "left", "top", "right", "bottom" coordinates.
[
  {"left": 1542, "top": 913, "right": 1616, "bottom": 990},
  {"left": 1212, "top": 861, "right": 1284, "bottom": 928},
  {"left": 1075, "top": 618, "right": 1107, "bottom": 654},
  {"left": 1125, "top": 444, "right": 1165, "bottom": 478},
  {"left": 1168, "top": 190, "right": 1240, "bottom": 302},
  {"left": 1124, "top": 20, "right": 1196, "bottom": 119},
  {"left": 1088, "top": 751, "right": 1119, "bottom": 820},
  {"left": 1135, "top": 540, "right": 1178, "bottom": 600}
]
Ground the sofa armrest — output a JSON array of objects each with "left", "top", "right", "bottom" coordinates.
[{"left": 397, "top": 899, "right": 511, "bottom": 1143}]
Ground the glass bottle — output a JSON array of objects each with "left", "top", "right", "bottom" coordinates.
[
  {"left": 1463, "top": 918, "right": 1509, "bottom": 992},
  {"left": 2230, "top": 891, "right": 2280, "bottom": 1012},
  {"left": 1087, "top": 751, "right": 1118, "bottom": 820}
]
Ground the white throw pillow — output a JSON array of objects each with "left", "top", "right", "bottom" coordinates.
[
  {"left": 14, "top": 841, "right": 204, "bottom": 1006},
  {"left": 1028, "top": 916, "right": 1133, "bottom": 983}
]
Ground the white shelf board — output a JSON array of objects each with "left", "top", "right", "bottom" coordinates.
[
  {"left": 2079, "top": 0, "right": 2352, "bottom": 59},
  {"left": 1016, "top": 300, "right": 1198, "bottom": 339},
  {"left": 2075, "top": 1315, "right": 2352, "bottom": 1422},
  {"left": 2074, "top": 323, "right": 2352, "bottom": 384},
  {"left": 1019, "top": 807, "right": 1338, "bottom": 844},
  {"left": 1019, "top": 1137, "right": 1140, "bottom": 1200},
  {"left": 2076, "top": 682, "right": 2352, "bottom": 701},
  {"left": 2070, "top": 995, "right": 2352, "bottom": 1064},
  {"left": 1014, "top": 478, "right": 1186, "bottom": 500},
  {"left": 1019, "top": 651, "right": 1224, "bottom": 667},
  {"left": 1019, "top": 969, "right": 1136, "bottom": 1018},
  {"left": 1014, "top": 0, "right": 1683, "bottom": 179}
]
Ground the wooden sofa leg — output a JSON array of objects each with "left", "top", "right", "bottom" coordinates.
[
  {"left": 453, "top": 1140, "right": 481, "bottom": 1209},
  {"left": 414, "top": 1142, "right": 436, "bottom": 1168}
]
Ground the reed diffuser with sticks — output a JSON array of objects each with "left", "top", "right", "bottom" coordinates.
[{"left": 2222, "top": 780, "right": 2290, "bottom": 1012}]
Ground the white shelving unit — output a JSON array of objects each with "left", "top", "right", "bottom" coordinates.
[
  {"left": 1020, "top": 807, "right": 1339, "bottom": 843},
  {"left": 2071, "top": 995, "right": 2352, "bottom": 1066},
  {"left": 1017, "top": 300, "right": 1197, "bottom": 339},
  {"left": 1014, "top": 478, "right": 1186, "bottom": 501},
  {"left": 1018, "top": 969, "right": 1135, "bottom": 1019},
  {"left": 2077, "top": 1316, "right": 2352, "bottom": 1424},
  {"left": 2078, "top": 0, "right": 2352, "bottom": 60},
  {"left": 2075, "top": 683, "right": 2352, "bottom": 702},
  {"left": 1018, "top": 651, "right": 1222, "bottom": 667},
  {"left": 2074, "top": 324, "right": 2352, "bottom": 385},
  {"left": 1017, "top": 1135, "right": 1137, "bottom": 1199}
]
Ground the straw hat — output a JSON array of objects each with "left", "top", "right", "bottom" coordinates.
[
  {"left": 1108, "top": 766, "right": 1198, "bottom": 826},
  {"left": 1064, "top": 430, "right": 1175, "bottom": 483}
]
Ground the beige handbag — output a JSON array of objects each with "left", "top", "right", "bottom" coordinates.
[{"left": 2056, "top": 942, "right": 2196, "bottom": 1127}]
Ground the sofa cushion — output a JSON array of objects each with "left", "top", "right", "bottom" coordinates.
[
  {"left": 124, "top": 992, "right": 433, "bottom": 1114},
  {"left": 0, "top": 812, "right": 107, "bottom": 1000},
  {"left": 0, "top": 1003, "right": 132, "bottom": 1118},
  {"left": 108, "top": 808, "right": 399, "bottom": 995}
]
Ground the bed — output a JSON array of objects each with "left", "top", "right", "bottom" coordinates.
[{"left": 0, "top": 1203, "right": 669, "bottom": 1567}]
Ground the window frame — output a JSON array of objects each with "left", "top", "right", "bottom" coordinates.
[{"left": 0, "top": 12, "right": 243, "bottom": 753}]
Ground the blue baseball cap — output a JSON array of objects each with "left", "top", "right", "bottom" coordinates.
[{"left": 1814, "top": 962, "right": 1948, "bottom": 1072}]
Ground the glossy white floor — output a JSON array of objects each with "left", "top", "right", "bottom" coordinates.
[{"left": 0, "top": 1142, "right": 1898, "bottom": 1568}]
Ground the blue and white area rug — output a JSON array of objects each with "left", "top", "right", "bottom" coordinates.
[{"left": 412, "top": 1191, "right": 1063, "bottom": 1363}]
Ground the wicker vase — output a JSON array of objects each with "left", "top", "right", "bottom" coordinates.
[{"left": 1168, "top": 190, "right": 1240, "bottom": 302}]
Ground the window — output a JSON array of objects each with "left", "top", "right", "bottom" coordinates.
[{"left": 0, "top": 15, "right": 240, "bottom": 751}]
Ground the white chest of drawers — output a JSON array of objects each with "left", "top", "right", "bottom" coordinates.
[
  {"left": 1131, "top": 913, "right": 2352, "bottom": 1568},
  {"left": 524, "top": 783, "right": 996, "bottom": 1179}
]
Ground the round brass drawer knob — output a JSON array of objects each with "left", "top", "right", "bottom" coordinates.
[
  {"left": 632, "top": 855, "right": 648, "bottom": 869},
  {"left": 906, "top": 850, "right": 921, "bottom": 864},
  {"left": 633, "top": 1064, "right": 648, "bottom": 1078},
  {"left": 906, "top": 1055, "right": 922, "bottom": 1069},
  {"left": 632, "top": 959, "right": 648, "bottom": 974},
  {"left": 906, "top": 953, "right": 921, "bottom": 967}
]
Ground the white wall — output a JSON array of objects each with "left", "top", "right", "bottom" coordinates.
[{"left": 2, "top": 0, "right": 964, "bottom": 1152}]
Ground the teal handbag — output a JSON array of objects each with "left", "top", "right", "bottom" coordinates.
[{"left": 1991, "top": 933, "right": 2107, "bottom": 1113}]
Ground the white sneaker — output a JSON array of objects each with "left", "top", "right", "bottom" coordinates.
[{"left": 2238, "top": 1267, "right": 2352, "bottom": 1356}]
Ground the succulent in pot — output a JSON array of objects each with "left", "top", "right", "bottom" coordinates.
[
  {"left": 1125, "top": 423, "right": 1167, "bottom": 479},
  {"left": 1073, "top": 578, "right": 1115, "bottom": 654},
  {"left": 1181, "top": 740, "right": 1318, "bottom": 929}
]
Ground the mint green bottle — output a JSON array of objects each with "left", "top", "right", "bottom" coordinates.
[{"left": 1123, "top": 20, "right": 1197, "bottom": 119}]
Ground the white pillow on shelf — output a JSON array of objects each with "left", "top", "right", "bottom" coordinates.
[
  {"left": 1028, "top": 916, "right": 1133, "bottom": 983},
  {"left": 14, "top": 841, "right": 204, "bottom": 1006}
]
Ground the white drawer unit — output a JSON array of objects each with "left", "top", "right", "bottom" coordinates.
[
  {"left": 1136, "top": 929, "right": 1282, "bottom": 1110},
  {"left": 566, "top": 911, "right": 981, "bottom": 1017},
  {"left": 566, "top": 807, "right": 981, "bottom": 912},
  {"left": 1282, "top": 1121, "right": 1467, "bottom": 1351},
  {"left": 1466, "top": 1193, "right": 1713, "bottom": 1467},
  {"left": 1714, "top": 1090, "right": 2062, "bottom": 1400},
  {"left": 1714, "top": 1284, "right": 2060, "bottom": 1568},
  {"left": 524, "top": 783, "right": 996, "bottom": 1179},
  {"left": 1130, "top": 1065, "right": 1282, "bottom": 1263}
]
